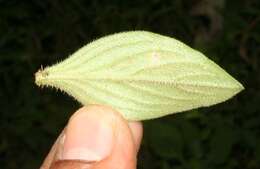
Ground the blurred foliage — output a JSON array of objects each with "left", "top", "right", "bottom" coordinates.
[{"left": 0, "top": 0, "right": 259, "bottom": 168}]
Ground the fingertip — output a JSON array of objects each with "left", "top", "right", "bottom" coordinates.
[
  {"left": 62, "top": 105, "right": 118, "bottom": 162},
  {"left": 45, "top": 105, "right": 141, "bottom": 169}
]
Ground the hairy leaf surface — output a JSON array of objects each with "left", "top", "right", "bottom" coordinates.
[{"left": 35, "top": 31, "right": 244, "bottom": 120}]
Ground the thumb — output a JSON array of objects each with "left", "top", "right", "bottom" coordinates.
[{"left": 44, "top": 105, "right": 142, "bottom": 169}]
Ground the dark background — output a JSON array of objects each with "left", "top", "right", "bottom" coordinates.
[{"left": 0, "top": 0, "right": 259, "bottom": 168}]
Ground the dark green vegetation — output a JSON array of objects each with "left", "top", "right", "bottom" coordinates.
[{"left": 0, "top": 0, "right": 259, "bottom": 168}]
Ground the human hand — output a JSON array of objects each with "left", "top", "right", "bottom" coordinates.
[{"left": 40, "top": 105, "right": 143, "bottom": 169}]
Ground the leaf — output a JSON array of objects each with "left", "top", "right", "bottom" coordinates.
[{"left": 35, "top": 31, "right": 244, "bottom": 121}]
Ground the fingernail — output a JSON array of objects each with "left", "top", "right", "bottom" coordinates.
[{"left": 61, "top": 109, "right": 115, "bottom": 161}]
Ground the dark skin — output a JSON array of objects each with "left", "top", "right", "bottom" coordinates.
[{"left": 40, "top": 105, "right": 143, "bottom": 169}]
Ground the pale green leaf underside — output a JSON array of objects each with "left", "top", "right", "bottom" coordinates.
[{"left": 35, "top": 31, "right": 244, "bottom": 121}]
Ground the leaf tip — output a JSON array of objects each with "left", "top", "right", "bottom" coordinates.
[
  {"left": 236, "top": 81, "right": 245, "bottom": 94},
  {"left": 229, "top": 78, "right": 245, "bottom": 99}
]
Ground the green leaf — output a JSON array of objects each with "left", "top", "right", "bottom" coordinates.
[{"left": 35, "top": 31, "right": 244, "bottom": 121}]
